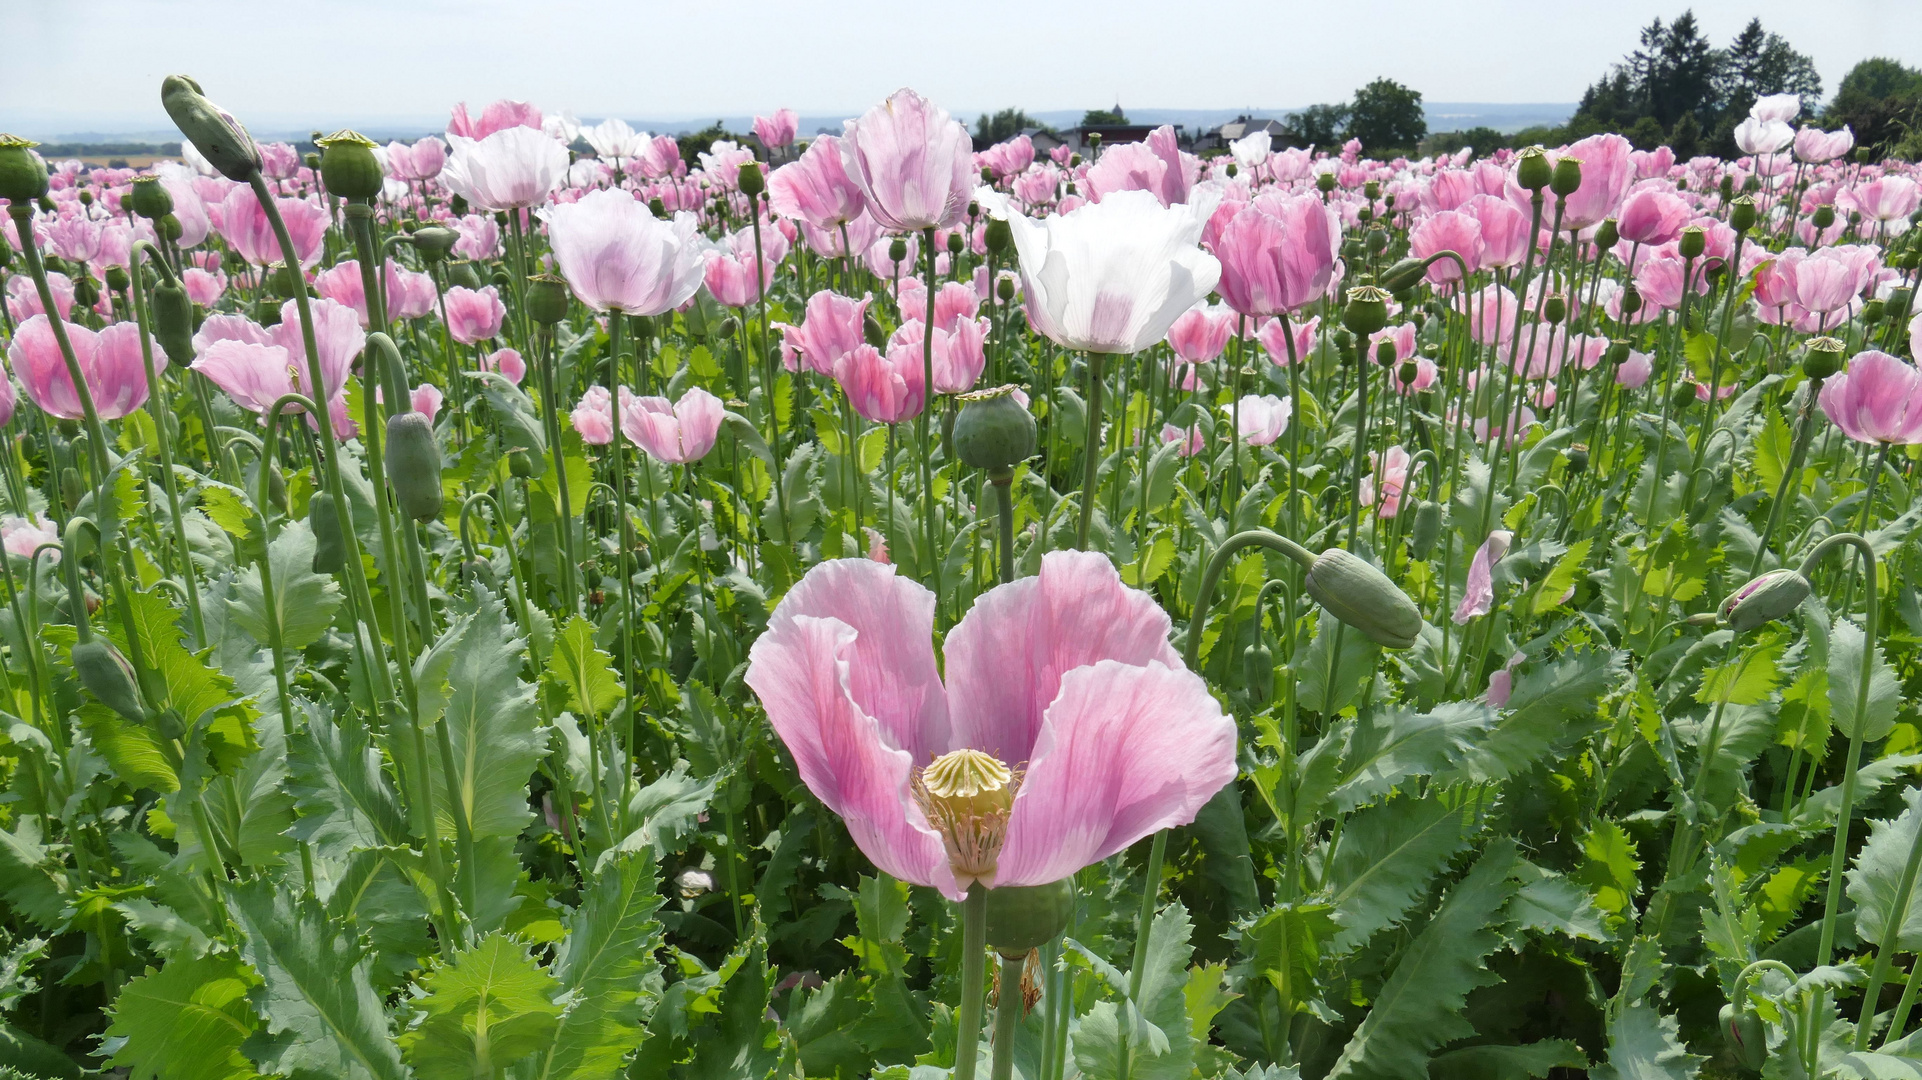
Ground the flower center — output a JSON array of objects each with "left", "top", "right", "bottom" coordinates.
[{"left": 913, "top": 748, "right": 1020, "bottom": 885}]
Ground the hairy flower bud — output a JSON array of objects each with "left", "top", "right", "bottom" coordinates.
[
  {"left": 151, "top": 279, "right": 196, "bottom": 367},
  {"left": 1718, "top": 568, "right": 1811, "bottom": 632},
  {"left": 160, "top": 75, "right": 261, "bottom": 182},
  {"left": 1303, "top": 548, "right": 1424, "bottom": 649},
  {"left": 1719, "top": 1004, "right": 1768, "bottom": 1071},
  {"left": 385, "top": 412, "right": 444, "bottom": 523},
  {"left": 72, "top": 639, "right": 146, "bottom": 723}
]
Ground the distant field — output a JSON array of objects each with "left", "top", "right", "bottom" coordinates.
[{"left": 69, "top": 154, "right": 180, "bottom": 167}]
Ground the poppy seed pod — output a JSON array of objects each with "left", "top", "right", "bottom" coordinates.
[
  {"left": 317, "top": 130, "right": 384, "bottom": 201},
  {"left": 1803, "top": 336, "right": 1844, "bottom": 380},
  {"left": 1565, "top": 443, "right": 1589, "bottom": 474},
  {"left": 72, "top": 639, "right": 147, "bottom": 723},
  {"left": 1811, "top": 204, "right": 1835, "bottom": 230},
  {"left": 0, "top": 134, "right": 48, "bottom": 204},
  {"left": 980, "top": 166, "right": 995, "bottom": 185},
  {"left": 984, "top": 217, "right": 1012, "bottom": 256},
  {"left": 1342, "top": 286, "right": 1391, "bottom": 338},
  {"left": 1549, "top": 155, "right": 1583, "bottom": 197},
  {"left": 1678, "top": 227, "right": 1705, "bottom": 260},
  {"left": 1594, "top": 218, "right": 1619, "bottom": 253},
  {"left": 72, "top": 275, "right": 100, "bottom": 310},
  {"left": 447, "top": 261, "right": 483, "bottom": 291},
  {"left": 954, "top": 385, "right": 1037, "bottom": 473},
  {"left": 1515, "top": 147, "right": 1551, "bottom": 192},
  {"left": 1398, "top": 359, "right": 1419, "bottom": 385},
  {"left": 128, "top": 175, "right": 173, "bottom": 219},
  {"left": 946, "top": 231, "right": 964, "bottom": 254},
  {"left": 105, "top": 266, "right": 130, "bottom": 294},
  {"left": 527, "top": 274, "right": 571, "bottom": 326},
  {"left": 1619, "top": 284, "right": 1643, "bottom": 317},
  {"left": 1544, "top": 296, "right": 1567, "bottom": 324},
  {"left": 1606, "top": 340, "right": 1632, "bottom": 366},
  {"left": 1364, "top": 228, "right": 1388, "bottom": 254},
  {"left": 996, "top": 276, "right": 1016, "bottom": 303},
  {"left": 160, "top": 75, "right": 262, "bottom": 182},
  {"left": 1224, "top": 162, "right": 1238, "bottom": 179},
  {"left": 887, "top": 237, "right": 908, "bottom": 266},
  {"left": 265, "top": 263, "right": 302, "bottom": 299},
  {"left": 151, "top": 280, "right": 195, "bottom": 367},
  {"left": 1719, "top": 1004, "right": 1768, "bottom": 1071},
  {"left": 1303, "top": 548, "right": 1424, "bottom": 649},
  {"left": 157, "top": 214, "right": 182, "bottom": 243},
  {"left": 1863, "top": 298, "right": 1885, "bottom": 324},
  {"left": 411, "top": 225, "right": 458, "bottom": 262},
  {"left": 384, "top": 412, "right": 444, "bottom": 523},
  {"left": 1316, "top": 171, "right": 1336, "bottom": 193},
  {"left": 737, "top": 160, "right": 764, "bottom": 198},
  {"left": 1729, "top": 195, "right": 1757, "bottom": 233},
  {"left": 648, "top": 196, "right": 667, "bottom": 219},
  {"left": 1374, "top": 339, "right": 1396, "bottom": 367},
  {"left": 1718, "top": 568, "right": 1811, "bottom": 632},
  {"left": 1718, "top": 174, "right": 1734, "bottom": 200},
  {"left": 984, "top": 879, "right": 1074, "bottom": 956}
]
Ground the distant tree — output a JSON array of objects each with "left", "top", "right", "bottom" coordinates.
[
  {"left": 1345, "top": 78, "right": 1427, "bottom": 153},
  {"left": 1423, "top": 126, "right": 1507, "bottom": 157},
  {"left": 1667, "top": 111, "right": 1702, "bottom": 158},
  {"left": 1717, "top": 18, "right": 1822, "bottom": 120},
  {"left": 1824, "top": 59, "right": 1922, "bottom": 160},
  {"left": 1625, "top": 115, "right": 1667, "bottom": 151},
  {"left": 1507, "top": 124, "right": 1566, "bottom": 148},
  {"left": 1285, "top": 103, "right": 1351, "bottom": 148},
  {"left": 976, "top": 109, "right": 1043, "bottom": 145},
  {"left": 1631, "top": 12, "right": 1720, "bottom": 129},
  {"left": 678, "top": 121, "right": 736, "bottom": 170},
  {"left": 1081, "top": 105, "right": 1128, "bottom": 126}
]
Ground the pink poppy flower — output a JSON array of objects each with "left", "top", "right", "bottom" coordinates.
[
  {"left": 1159, "top": 423, "right": 1205, "bottom": 457},
  {"left": 835, "top": 341, "right": 925, "bottom": 424},
  {"left": 7, "top": 316, "right": 156, "bottom": 420},
  {"left": 1212, "top": 192, "right": 1339, "bottom": 317},
  {"left": 1359, "top": 445, "right": 1419, "bottom": 518},
  {"left": 618, "top": 386, "right": 724, "bottom": 464},
  {"left": 1166, "top": 303, "right": 1236, "bottom": 364},
  {"left": 1818, "top": 350, "right": 1922, "bottom": 446},
  {"left": 1453, "top": 529, "right": 1513, "bottom": 624},
  {"left": 754, "top": 108, "right": 799, "bottom": 149},
  {"left": 743, "top": 552, "right": 1235, "bottom": 898},
  {"left": 482, "top": 348, "right": 526, "bottom": 384},
  {"left": 768, "top": 134, "right": 867, "bottom": 230},
  {"left": 2, "top": 515, "right": 61, "bottom": 562},
  {"left": 571, "top": 386, "right": 615, "bottom": 445},
  {"left": 839, "top": 88, "right": 974, "bottom": 233},
  {"left": 775, "top": 290, "right": 871, "bottom": 376},
  {"left": 442, "top": 285, "right": 505, "bottom": 344},
  {"left": 1232, "top": 394, "right": 1291, "bottom": 446}
]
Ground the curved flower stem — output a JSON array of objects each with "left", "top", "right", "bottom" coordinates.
[
  {"left": 989, "top": 951, "right": 1024, "bottom": 1080},
  {"left": 1748, "top": 377, "right": 1827, "bottom": 578},
  {"left": 1185, "top": 529, "right": 1317, "bottom": 667},
  {"left": 921, "top": 227, "right": 943, "bottom": 604},
  {"left": 1076, "top": 354, "right": 1108, "bottom": 549},
  {"left": 128, "top": 240, "right": 206, "bottom": 648},
  {"left": 954, "top": 887, "right": 990, "bottom": 1080}
]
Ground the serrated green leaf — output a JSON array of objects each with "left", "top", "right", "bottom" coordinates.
[
  {"left": 1240, "top": 900, "right": 1335, "bottom": 1025},
  {"left": 1326, "top": 841, "right": 1521, "bottom": 1080},
  {"left": 1531, "top": 538, "right": 1592, "bottom": 615},
  {"left": 286, "top": 706, "right": 410, "bottom": 861},
  {"left": 526, "top": 849, "right": 667, "bottom": 1080},
  {"left": 106, "top": 953, "right": 260, "bottom": 1080},
  {"left": 1430, "top": 1039, "right": 1588, "bottom": 1080},
  {"left": 1847, "top": 787, "right": 1922, "bottom": 953},
  {"left": 1312, "top": 702, "right": 1491, "bottom": 815},
  {"left": 1697, "top": 638, "right": 1787, "bottom": 706},
  {"left": 400, "top": 932, "right": 562, "bottom": 1080},
  {"left": 1507, "top": 870, "right": 1613, "bottom": 942},
  {"left": 431, "top": 590, "right": 548, "bottom": 841},
  {"left": 226, "top": 876, "right": 407, "bottom": 1080},
  {"left": 229, "top": 520, "right": 343, "bottom": 651},
  {"left": 1441, "top": 648, "right": 1621, "bottom": 784},
  {"left": 1829, "top": 617, "right": 1898, "bottom": 742},
  {"left": 548, "top": 614, "right": 623, "bottom": 719},
  {"left": 1074, "top": 901, "right": 1201, "bottom": 1080},
  {"left": 1324, "top": 794, "right": 1477, "bottom": 952},
  {"left": 1592, "top": 1000, "right": 1703, "bottom": 1080}
]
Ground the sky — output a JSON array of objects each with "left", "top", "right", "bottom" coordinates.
[{"left": 4, "top": 0, "right": 1919, "bottom": 137}]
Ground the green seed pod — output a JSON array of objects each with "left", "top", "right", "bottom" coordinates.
[
  {"left": 1678, "top": 226, "right": 1705, "bottom": 260},
  {"left": 411, "top": 225, "right": 459, "bottom": 262},
  {"left": 1543, "top": 295, "right": 1567, "bottom": 325},
  {"left": 384, "top": 411, "right": 444, "bottom": 523},
  {"left": 953, "top": 385, "right": 1037, "bottom": 472},
  {"left": 996, "top": 276, "right": 1016, "bottom": 303},
  {"left": 1863, "top": 298, "right": 1886, "bottom": 324},
  {"left": 1374, "top": 339, "right": 1396, "bottom": 367},
  {"left": 159, "top": 75, "right": 262, "bottom": 182},
  {"left": 863, "top": 314, "right": 887, "bottom": 349},
  {"left": 1804, "top": 337, "right": 1845, "bottom": 380},
  {"left": 946, "top": 230, "right": 964, "bottom": 254},
  {"left": 72, "top": 639, "right": 146, "bottom": 723},
  {"left": 1303, "top": 548, "right": 1424, "bottom": 650},
  {"left": 1515, "top": 146, "right": 1551, "bottom": 192},
  {"left": 527, "top": 273, "right": 571, "bottom": 326},
  {"left": 887, "top": 237, "right": 908, "bottom": 266},
  {"left": 104, "top": 265, "right": 130, "bottom": 294},
  {"left": 128, "top": 175, "right": 174, "bottom": 219},
  {"left": 508, "top": 448, "right": 539, "bottom": 478},
  {"left": 266, "top": 262, "right": 302, "bottom": 299},
  {"left": 1594, "top": 218, "right": 1619, "bottom": 252},
  {"left": 1398, "top": 359, "right": 1419, "bottom": 386},
  {"left": 0, "top": 134, "right": 49, "bottom": 204},
  {"left": 1619, "top": 284, "right": 1643, "bottom": 317},
  {"left": 648, "top": 196, "right": 667, "bottom": 219},
  {"left": 1811, "top": 204, "right": 1835, "bottom": 230},
  {"left": 1718, "top": 174, "right": 1734, "bottom": 200},
  {"left": 736, "top": 160, "right": 764, "bottom": 198},
  {"left": 1316, "top": 171, "right": 1336, "bottom": 193},
  {"left": 1719, "top": 1003, "right": 1768, "bottom": 1071},
  {"left": 71, "top": 274, "right": 100, "bottom": 310},
  {"left": 447, "top": 261, "right": 483, "bottom": 290},
  {"left": 1409, "top": 500, "right": 1442, "bottom": 560},
  {"left": 317, "top": 129, "right": 385, "bottom": 201},
  {"left": 1341, "top": 285, "right": 1392, "bottom": 338},
  {"left": 1565, "top": 443, "right": 1589, "bottom": 474},
  {"left": 1242, "top": 641, "right": 1275, "bottom": 706},
  {"left": 1730, "top": 195, "right": 1757, "bottom": 233},
  {"left": 984, "top": 216, "right": 1012, "bottom": 256},
  {"left": 984, "top": 879, "right": 1074, "bottom": 956},
  {"left": 1549, "top": 155, "right": 1583, "bottom": 197},
  {"left": 310, "top": 491, "right": 347, "bottom": 574},
  {"left": 448, "top": 193, "right": 469, "bottom": 216},
  {"left": 151, "top": 279, "right": 196, "bottom": 367},
  {"left": 156, "top": 213, "right": 182, "bottom": 243},
  {"left": 1718, "top": 568, "right": 1812, "bottom": 633}
]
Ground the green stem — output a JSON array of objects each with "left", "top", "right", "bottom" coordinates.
[
  {"left": 990, "top": 951, "right": 1023, "bottom": 1080},
  {"left": 1077, "top": 354, "right": 1108, "bottom": 549},
  {"left": 954, "top": 888, "right": 990, "bottom": 1080}
]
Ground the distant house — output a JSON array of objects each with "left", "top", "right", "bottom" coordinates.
[
  {"left": 1195, "top": 116, "right": 1289, "bottom": 154},
  {"left": 1058, "top": 122, "right": 1157, "bottom": 154},
  {"left": 1024, "top": 127, "right": 1067, "bottom": 156}
]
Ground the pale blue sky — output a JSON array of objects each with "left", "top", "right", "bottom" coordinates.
[{"left": 4, "top": 0, "right": 1918, "bottom": 136}]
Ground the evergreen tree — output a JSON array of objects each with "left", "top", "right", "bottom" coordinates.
[
  {"left": 975, "top": 109, "right": 1043, "bottom": 145},
  {"left": 1631, "top": 11, "right": 1720, "bottom": 129},
  {"left": 1081, "top": 105, "right": 1128, "bottom": 126}
]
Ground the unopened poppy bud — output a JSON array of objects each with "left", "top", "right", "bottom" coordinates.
[
  {"left": 985, "top": 879, "right": 1074, "bottom": 956},
  {"left": 954, "top": 385, "right": 1037, "bottom": 473},
  {"left": 490, "top": 269, "right": 511, "bottom": 290},
  {"left": 36, "top": 195, "right": 53, "bottom": 214},
  {"left": 1678, "top": 227, "right": 1705, "bottom": 260},
  {"left": 946, "top": 230, "right": 964, "bottom": 254},
  {"left": 157, "top": 214, "right": 182, "bottom": 242},
  {"left": 1242, "top": 641, "right": 1275, "bottom": 705},
  {"left": 447, "top": 261, "right": 482, "bottom": 290},
  {"left": 718, "top": 316, "right": 739, "bottom": 338},
  {"left": 160, "top": 75, "right": 262, "bottom": 182},
  {"left": 1341, "top": 286, "right": 1391, "bottom": 337},
  {"left": 152, "top": 280, "right": 195, "bottom": 366},
  {"left": 1544, "top": 296, "right": 1566, "bottom": 324},
  {"left": 448, "top": 193, "right": 468, "bottom": 216},
  {"left": 737, "top": 160, "right": 764, "bottom": 197},
  {"left": 1801, "top": 336, "right": 1843, "bottom": 380},
  {"left": 104, "top": 266, "right": 129, "bottom": 293},
  {"left": 527, "top": 274, "right": 570, "bottom": 326},
  {"left": 1549, "top": 155, "right": 1583, "bottom": 197},
  {"left": 984, "top": 217, "right": 1012, "bottom": 256},
  {"left": 1379, "top": 256, "right": 1427, "bottom": 292},
  {"left": 79, "top": 190, "right": 94, "bottom": 207},
  {"left": 508, "top": 449, "right": 539, "bottom": 478},
  {"left": 72, "top": 639, "right": 146, "bottom": 723},
  {"left": 1729, "top": 195, "right": 1757, "bottom": 233},
  {"left": 411, "top": 225, "right": 458, "bottom": 261},
  {"left": 1719, "top": 1004, "right": 1768, "bottom": 1071},
  {"left": 1620, "top": 284, "right": 1643, "bottom": 316},
  {"left": 59, "top": 467, "right": 83, "bottom": 511},
  {"left": 1811, "top": 204, "right": 1835, "bottom": 230},
  {"left": 0, "top": 135, "right": 49, "bottom": 204},
  {"left": 1515, "top": 147, "right": 1551, "bottom": 192},
  {"left": 317, "top": 130, "right": 384, "bottom": 200},
  {"left": 1316, "top": 171, "right": 1336, "bottom": 193},
  {"left": 632, "top": 314, "right": 656, "bottom": 339},
  {"left": 863, "top": 314, "right": 888, "bottom": 348},
  {"left": 1718, "top": 568, "right": 1811, "bottom": 632},
  {"left": 1303, "top": 548, "right": 1424, "bottom": 649},
  {"left": 1670, "top": 382, "right": 1697, "bottom": 412},
  {"left": 384, "top": 412, "right": 444, "bottom": 523},
  {"left": 1409, "top": 500, "right": 1442, "bottom": 559},
  {"left": 128, "top": 175, "right": 173, "bottom": 219},
  {"left": 887, "top": 237, "right": 908, "bottom": 266}
]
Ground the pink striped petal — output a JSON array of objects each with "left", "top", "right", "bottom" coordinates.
[
  {"left": 995, "top": 660, "right": 1236, "bottom": 887},
  {"left": 944, "top": 550, "right": 1182, "bottom": 765}
]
